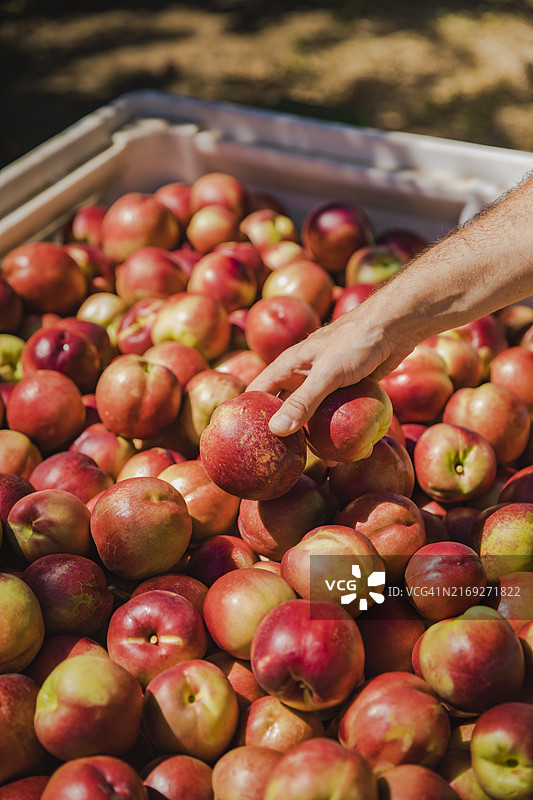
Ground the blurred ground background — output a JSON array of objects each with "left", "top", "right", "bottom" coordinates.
[{"left": 1, "top": 0, "right": 533, "bottom": 170}]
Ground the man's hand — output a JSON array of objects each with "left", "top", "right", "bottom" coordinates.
[
  {"left": 247, "top": 305, "right": 414, "bottom": 436},
  {"left": 249, "top": 174, "right": 533, "bottom": 437}
]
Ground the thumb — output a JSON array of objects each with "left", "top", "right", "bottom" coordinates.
[{"left": 268, "top": 376, "right": 330, "bottom": 436}]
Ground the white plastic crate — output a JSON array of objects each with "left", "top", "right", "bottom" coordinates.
[{"left": 1, "top": 89, "right": 533, "bottom": 259}]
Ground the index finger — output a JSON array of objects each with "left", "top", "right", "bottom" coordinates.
[{"left": 246, "top": 352, "right": 310, "bottom": 397}]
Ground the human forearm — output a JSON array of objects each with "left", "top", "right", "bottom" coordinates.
[
  {"left": 248, "top": 172, "right": 533, "bottom": 435},
  {"left": 369, "top": 173, "right": 533, "bottom": 345}
]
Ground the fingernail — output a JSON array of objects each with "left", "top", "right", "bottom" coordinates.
[{"left": 269, "top": 413, "right": 294, "bottom": 435}]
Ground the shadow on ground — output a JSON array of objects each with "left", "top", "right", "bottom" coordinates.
[{"left": 1, "top": 0, "right": 533, "bottom": 168}]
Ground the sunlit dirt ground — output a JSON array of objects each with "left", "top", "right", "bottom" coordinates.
[{"left": 2, "top": 0, "right": 533, "bottom": 169}]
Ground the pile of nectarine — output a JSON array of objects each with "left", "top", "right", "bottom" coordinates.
[{"left": 0, "top": 171, "right": 532, "bottom": 799}]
